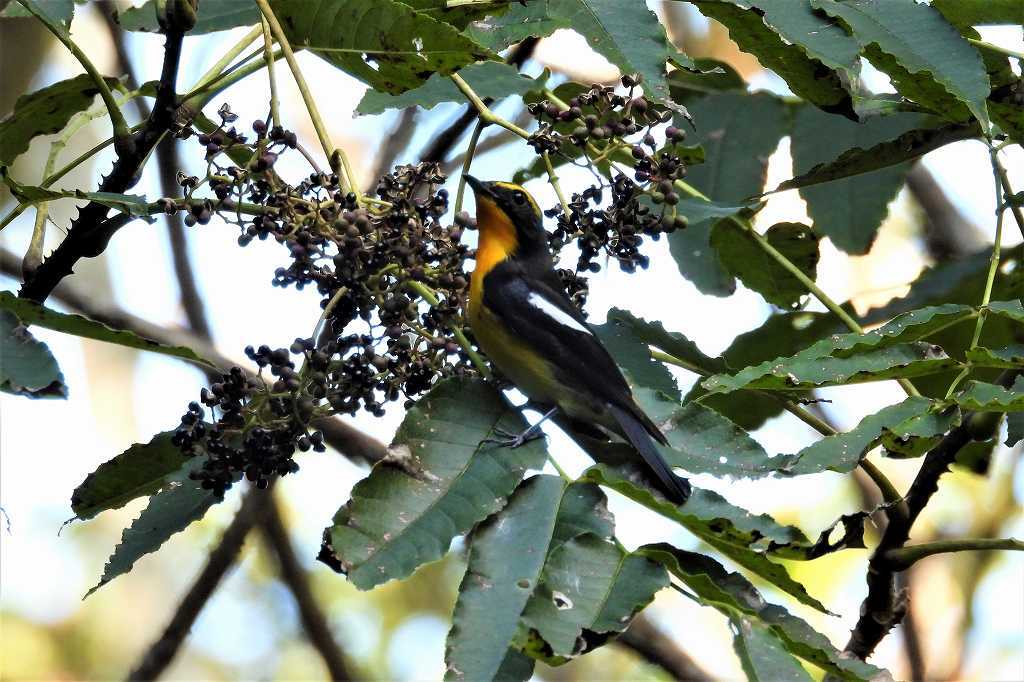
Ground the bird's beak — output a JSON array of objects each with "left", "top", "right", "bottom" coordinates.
[{"left": 464, "top": 174, "right": 496, "bottom": 200}]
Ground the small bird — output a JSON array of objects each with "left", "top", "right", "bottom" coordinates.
[{"left": 463, "top": 176, "right": 691, "bottom": 504}]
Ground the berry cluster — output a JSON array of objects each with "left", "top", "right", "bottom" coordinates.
[
  {"left": 528, "top": 76, "right": 692, "bottom": 273},
  {"left": 168, "top": 114, "right": 476, "bottom": 495}
]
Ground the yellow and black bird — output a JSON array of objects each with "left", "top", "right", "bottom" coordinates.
[{"left": 464, "top": 175, "right": 691, "bottom": 504}]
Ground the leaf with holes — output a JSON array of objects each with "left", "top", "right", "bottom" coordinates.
[
  {"left": 668, "top": 92, "right": 787, "bottom": 296},
  {"left": 579, "top": 463, "right": 830, "bottom": 613},
  {"left": 445, "top": 475, "right": 612, "bottom": 681},
  {"left": 811, "top": 0, "right": 991, "bottom": 129},
  {"left": 116, "top": 0, "right": 259, "bottom": 33},
  {"left": 70, "top": 431, "right": 191, "bottom": 522},
  {"left": 688, "top": 1, "right": 856, "bottom": 116},
  {"left": 640, "top": 544, "right": 886, "bottom": 681},
  {"left": 271, "top": 0, "right": 495, "bottom": 95},
  {"left": 732, "top": 617, "right": 814, "bottom": 682},
  {"left": 0, "top": 74, "right": 123, "bottom": 166},
  {"left": 0, "top": 292, "right": 215, "bottom": 367},
  {"left": 518, "top": 534, "right": 668, "bottom": 660},
  {"left": 785, "top": 397, "right": 954, "bottom": 475},
  {"left": 704, "top": 343, "right": 959, "bottom": 393},
  {"left": 356, "top": 61, "right": 545, "bottom": 115},
  {"left": 954, "top": 377, "right": 1024, "bottom": 412},
  {"left": 789, "top": 107, "right": 930, "bottom": 254},
  {"left": 0, "top": 310, "right": 66, "bottom": 398},
  {"left": 712, "top": 221, "right": 820, "bottom": 309},
  {"left": 320, "top": 378, "right": 546, "bottom": 590},
  {"left": 86, "top": 458, "right": 220, "bottom": 597}
]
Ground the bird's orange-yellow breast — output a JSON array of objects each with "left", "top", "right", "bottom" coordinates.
[{"left": 467, "top": 194, "right": 518, "bottom": 316}]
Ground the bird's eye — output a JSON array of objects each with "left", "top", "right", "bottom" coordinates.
[{"left": 512, "top": 191, "right": 527, "bottom": 206}]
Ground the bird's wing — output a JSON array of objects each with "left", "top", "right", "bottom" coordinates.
[{"left": 481, "top": 261, "right": 635, "bottom": 410}]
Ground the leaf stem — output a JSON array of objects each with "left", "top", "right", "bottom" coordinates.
[
  {"left": 543, "top": 152, "right": 572, "bottom": 218},
  {"left": 192, "top": 24, "right": 263, "bottom": 91},
  {"left": 254, "top": 0, "right": 359, "bottom": 195},
  {"left": 967, "top": 38, "right": 1024, "bottom": 62},
  {"left": 16, "top": 0, "right": 130, "bottom": 142},
  {"left": 260, "top": 18, "right": 281, "bottom": 129},
  {"left": 450, "top": 73, "right": 531, "bottom": 139},
  {"left": 673, "top": 177, "right": 921, "bottom": 398},
  {"left": 883, "top": 537, "right": 1024, "bottom": 571}
]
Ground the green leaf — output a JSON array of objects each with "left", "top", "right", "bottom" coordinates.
[
  {"left": 932, "top": 0, "right": 1024, "bottom": 27},
  {"left": 0, "top": 73, "right": 122, "bottom": 166},
  {"left": 778, "top": 119, "right": 979, "bottom": 197},
  {"left": 400, "top": 0, "right": 509, "bottom": 30},
  {"left": 550, "top": 0, "right": 678, "bottom": 101},
  {"left": 605, "top": 307, "right": 726, "bottom": 375},
  {"left": 687, "top": 1, "right": 856, "bottom": 115},
  {"left": 811, "top": 0, "right": 991, "bottom": 130},
  {"left": 661, "top": 401, "right": 796, "bottom": 479},
  {"left": 0, "top": 309, "right": 66, "bottom": 398},
  {"left": 1, "top": 168, "right": 155, "bottom": 222},
  {"left": 705, "top": 303, "right": 977, "bottom": 394},
  {"left": 0, "top": 0, "right": 73, "bottom": 26},
  {"left": 705, "top": 343, "right": 959, "bottom": 393},
  {"left": 732, "top": 617, "right": 814, "bottom": 682},
  {"left": 691, "top": 311, "right": 843, "bottom": 430},
  {"left": 955, "top": 377, "right": 1024, "bottom": 412},
  {"left": 592, "top": 316, "right": 683, "bottom": 420},
  {"left": 668, "top": 92, "right": 787, "bottom": 296},
  {"left": 0, "top": 292, "right": 215, "bottom": 367},
  {"left": 667, "top": 58, "right": 745, "bottom": 99},
  {"left": 445, "top": 476, "right": 611, "bottom": 681},
  {"left": 579, "top": 463, "right": 830, "bottom": 613},
  {"left": 463, "top": 0, "right": 567, "bottom": 52},
  {"left": 356, "top": 61, "right": 543, "bottom": 115},
  {"left": 320, "top": 377, "right": 546, "bottom": 590},
  {"left": 271, "top": 0, "right": 494, "bottom": 95},
  {"left": 966, "top": 345, "right": 1024, "bottom": 368},
  {"left": 116, "top": 0, "right": 259, "bottom": 33},
  {"left": 712, "top": 221, "right": 820, "bottom": 308},
  {"left": 640, "top": 544, "right": 887, "bottom": 680},
  {"left": 519, "top": 534, "right": 668, "bottom": 658},
  {"left": 86, "top": 458, "right": 219, "bottom": 597},
  {"left": 789, "top": 107, "right": 928, "bottom": 254},
  {"left": 70, "top": 431, "right": 190, "bottom": 522},
  {"left": 786, "top": 397, "right": 952, "bottom": 475}
]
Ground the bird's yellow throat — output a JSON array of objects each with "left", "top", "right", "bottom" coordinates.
[{"left": 470, "top": 195, "right": 519, "bottom": 303}]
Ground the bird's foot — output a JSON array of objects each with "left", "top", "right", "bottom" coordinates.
[{"left": 481, "top": 425, "right": 544, "bottom": 449}]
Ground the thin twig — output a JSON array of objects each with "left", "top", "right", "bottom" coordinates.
[
  {"left": 259, "top": 495, "right": 357, "bottom": 681},
  {"left": 367, "top": 108, "right": 418, "bottom": 192},
  {"left": 126, "top": 486, "right": 275, "bottom": 681}
]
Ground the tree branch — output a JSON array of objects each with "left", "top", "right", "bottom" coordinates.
[
  {"left": 127, "top": 485, "right": 274, "bottom": 681},
  {"left": 19, "top": 19, "right": 187, "bottom": 303},
  {"left": 259, "top": 494, "right": 357, "bottom": 681},
  {"left": 843, "top": 371, "right": 1020, "bottom": 661},
  {"left": 616, "top": 614, "right": 712, "bottom": 681}
]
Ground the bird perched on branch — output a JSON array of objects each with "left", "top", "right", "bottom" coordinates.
[{"left": 464, "top": 175, "right": 691, "bottom": 504}]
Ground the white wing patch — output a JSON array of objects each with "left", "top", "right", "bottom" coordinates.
[{"left": 527, "top": 293, "right": 592, "bottom": 335}]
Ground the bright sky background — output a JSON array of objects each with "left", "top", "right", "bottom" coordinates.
[{"left": 1, "top": 4, "right": 1022, "bottom": 680}]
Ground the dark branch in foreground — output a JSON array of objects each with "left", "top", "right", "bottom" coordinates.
[
  {"left": 127, "top": 485, "right": 274, "bottom": 681},
  {"left": 843, "top": 373, "right": 1019, "bottom": 661},
  {"left": 19, "top": 21, "right": 186, "bottom": 303},
  {"left": 260, "top": 495, "right": 357, "bottom": 681}
]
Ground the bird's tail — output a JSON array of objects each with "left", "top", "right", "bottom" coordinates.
[{"left": 607, "top": 403, "right": 691, "bottom": 505}]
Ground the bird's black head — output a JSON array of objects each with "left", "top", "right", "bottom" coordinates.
[{"left": 464, "top": 175, "right": 548, "bottom": 257}]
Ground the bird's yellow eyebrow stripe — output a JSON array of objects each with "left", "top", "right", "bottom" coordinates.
[{"left": 493, "top": 181, "right": 541, "bottom": 216}]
